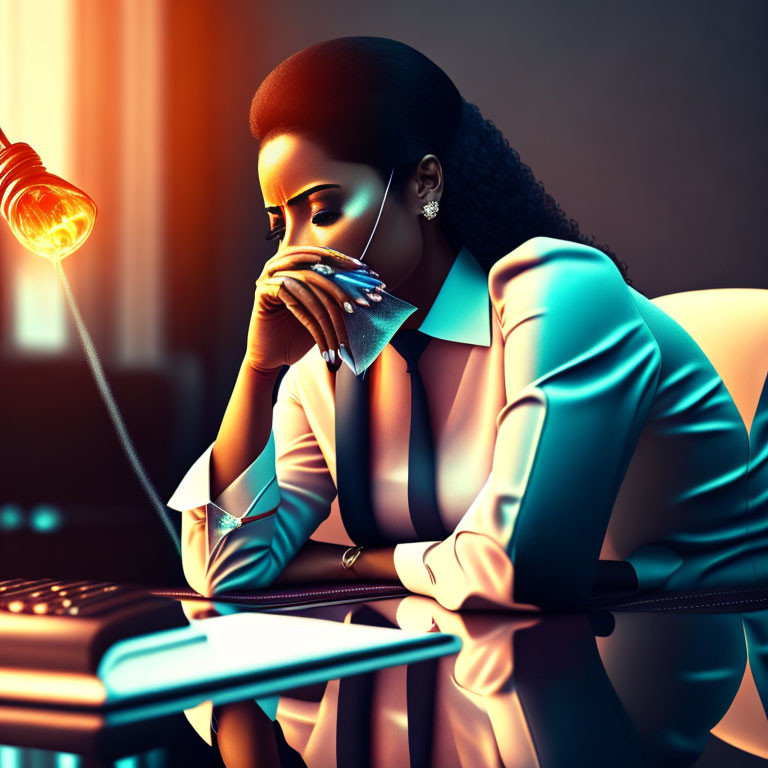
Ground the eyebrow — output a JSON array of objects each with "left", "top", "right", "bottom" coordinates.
[{"left": 264, "top": 183, "right": 341, "bottom": 214}]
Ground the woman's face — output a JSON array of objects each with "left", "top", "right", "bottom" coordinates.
[{"left": 258, "top": 132, "right": 432, "bottom": 293}]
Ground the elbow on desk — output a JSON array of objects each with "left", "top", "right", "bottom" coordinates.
[
  {"left": 185, "top": 567, "right": 277, "bottom": 600},
  {"left": 192, "top": 554, "right": 282, "bottom": 600},
  {"left": 179, "top": 504, "right": 284, "bottom": 598},
  {"left": 426, "top": 531, "right": 591, "bottom": 613},
  {"left": 509, "top": 551, "right": 596, "bottom": 612},
  {"left": 179, "top": 505, "right": 212, "bottom": 598},
  {"left": 181, "top": 547, "right": 213, "bottom": 599}
]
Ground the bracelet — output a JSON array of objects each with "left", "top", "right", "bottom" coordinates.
[{"left": 341, "top": 544, "right": 365, "bottom": 570}]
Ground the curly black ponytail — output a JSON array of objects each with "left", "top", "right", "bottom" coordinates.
[
  {"left": 439, "top": 99, "right": 634, "bottom": 287},
  {"left": 250, "top": 36, "right": 635, "bottom": 289}
]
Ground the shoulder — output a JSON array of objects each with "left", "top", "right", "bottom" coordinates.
[
  {"left": 488, "top": 236, "right": 624, "bottom": 294},
  {"left": 487, "top": 236, "right": 635, "bottom": 326},
  {"left": 488, "top": 237, "right": 662, "bottom": 396}
]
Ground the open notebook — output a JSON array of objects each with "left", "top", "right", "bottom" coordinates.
[{"left": 1, "top": 608, "right": 461, "bottom": 718}]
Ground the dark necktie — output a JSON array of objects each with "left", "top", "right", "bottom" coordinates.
[
  {"left": 389, "top": 329, "right": 449, "bottom": 541},
  {"left": 335, "top": 354, "right": 396, "bottom": 546}
]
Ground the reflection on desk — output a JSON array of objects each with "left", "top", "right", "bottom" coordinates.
[
  {"left": 1, "top": 594, "right": 767, "bottom": 767},
  {"left": 264, "top": 599, "right": 767, "bottom": 768}
]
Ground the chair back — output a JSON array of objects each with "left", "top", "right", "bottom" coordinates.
[{"left": 650, "top": 288, "right": 768, "bottom": 436}]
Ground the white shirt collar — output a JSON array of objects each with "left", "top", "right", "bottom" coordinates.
[{"left": 417, "top": 245, "right": 491, "bottom": 346}]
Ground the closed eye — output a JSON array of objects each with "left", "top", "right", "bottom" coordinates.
[
  {"left": 311, "top": 209, "right": 341, "bottom": 226},
  {"left": 264, "top": 209, "right": 341, "bottom": 241}
]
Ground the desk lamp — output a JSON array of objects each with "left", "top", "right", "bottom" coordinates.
[{"left": 0, "top": 123, "right": 181, "bottom": 555}]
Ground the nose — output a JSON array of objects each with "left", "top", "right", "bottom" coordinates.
[{"left": 276, "top": 217, "right": 320, "bottom": 253}]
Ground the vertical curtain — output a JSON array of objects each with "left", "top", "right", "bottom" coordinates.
[{"left": 0, "top": 0, "right": 73, "bottom": 353}]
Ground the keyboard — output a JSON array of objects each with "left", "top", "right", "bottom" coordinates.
[{"left": 0, "top": 578, "right": 190, "bottom": 675}]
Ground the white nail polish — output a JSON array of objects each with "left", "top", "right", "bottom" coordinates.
[
  {"left": 329, "top": 349, "right": 336, "bottom": 364},
  {"left": 321, "top": 350, "right": 329, "bottom": 361}
]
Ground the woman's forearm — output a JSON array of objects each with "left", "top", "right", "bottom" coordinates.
[
  {"left": 211, "top": 357, "right": 281, "bottom": 500},
  {"left": 272, "top": 541, "right": 400, "bottom": 585},
  {"left": 353, "top": 546, "right": 399, "bottom": 581},
  {"left": 209, "top": 354, "right": 401, "bottom": 585},
  {"left": 271, "top": 541, "right": 357, "bottom": 584}
]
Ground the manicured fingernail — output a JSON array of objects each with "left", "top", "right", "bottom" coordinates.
[
  {"left": 329, "top": 349, "right": 336, "bottom": 364},
  {"left": 321, "top": 350, "right": 329, "bottom": 361},
  {"left": 343, "top": 301, "right": 354, "bottom": 313},
  {"left": 338, "top": 343, "right": 355, "bottom": 369},
  {"left": 355, "top": 297, "right": 371, "bottom": 306},
  {"left": 370, "top": 292, "right": 382, "bottom": 302},
  {"left": 335, "top": 272, "right": 380, "bottom": 289}
]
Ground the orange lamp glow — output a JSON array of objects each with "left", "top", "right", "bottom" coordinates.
[
  {"left": 0, "top": 126, "right": 97, "bottom": 262},
  {"left": 0, "top": 126, "right": 181, "bottom": 556}
]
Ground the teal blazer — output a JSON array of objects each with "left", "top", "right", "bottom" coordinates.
[
  {"left": 603, "top": 286, "right": 768, "bottom": 593},
  {"left": 168, "top": 236, "right": 768, "bottom": 609}
]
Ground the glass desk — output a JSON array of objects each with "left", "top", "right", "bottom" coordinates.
[{"left": 0, "top": 585, "right": 767, "bottom": 767}]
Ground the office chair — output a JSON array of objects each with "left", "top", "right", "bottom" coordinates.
[
  {"left": 649, "top": 287, "right": 768, "bottom": 760},
  {"left": 649, "top": 287, "right": 768, "bottom": 436}
]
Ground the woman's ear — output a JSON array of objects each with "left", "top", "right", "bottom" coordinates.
[{"left": 413, "top": 154, "right": 444, "bottom": 210}]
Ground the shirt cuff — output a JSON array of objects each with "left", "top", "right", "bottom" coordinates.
[
  {"left": 394, "top": 540, "right": 441, "bottom": 597},
  {"left": 166, "top": 430, "right": 281, "bottom": 519}
]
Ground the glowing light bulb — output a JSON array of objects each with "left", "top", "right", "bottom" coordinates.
[{"left": 0, "top": 141, "right": 97, "bottom": 262}]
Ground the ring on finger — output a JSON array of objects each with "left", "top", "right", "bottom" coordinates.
[{"left": 319, "top": 246, "right": 361, "bottom": 266}]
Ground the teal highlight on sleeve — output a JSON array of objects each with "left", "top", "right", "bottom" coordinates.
[{"left": 625, "top": 544, "right": 685, "bottom": 591}]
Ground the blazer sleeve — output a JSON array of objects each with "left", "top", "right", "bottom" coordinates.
[
  {"left": 166, "top": 361, "right": 337, "bottom": 597},
  {"left": 393, "top": 236, "right": 663, "bottom": 611}
]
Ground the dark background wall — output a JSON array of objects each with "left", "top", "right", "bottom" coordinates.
[{"left": 1, "top": 0, "right": 765, "bottom": 585}]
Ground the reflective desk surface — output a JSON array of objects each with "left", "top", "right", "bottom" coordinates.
[{"left": 1, "top": 587, "right": 767, "bottom": 768}]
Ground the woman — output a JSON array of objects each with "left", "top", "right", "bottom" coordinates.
[{"left": 167, "top": 36, "right": 767, "bottom": 611}]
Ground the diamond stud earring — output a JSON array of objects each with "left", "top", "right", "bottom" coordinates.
[{"left": 421, "top": 200, "right": 439, "bottom": 220}]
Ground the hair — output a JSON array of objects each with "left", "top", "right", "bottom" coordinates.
[{"left": 250, "top": 36, "right": 636, "bottom": 290}]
